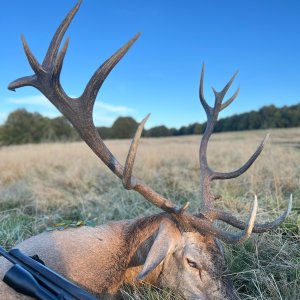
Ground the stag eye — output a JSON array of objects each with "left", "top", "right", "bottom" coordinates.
[{"left": 187, "top": 258, "right": 197, "bottom": 269}]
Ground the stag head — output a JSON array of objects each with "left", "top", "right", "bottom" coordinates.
[
  {"left": 134, "top": 219, "right": 238, "bottom": 299},
  {"left": 8, "top": 1, "right": 292, "bottom": 299}
]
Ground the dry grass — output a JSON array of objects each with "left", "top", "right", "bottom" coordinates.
[{"left": 0, "top": 128, "right": 299, "bottom": 299}]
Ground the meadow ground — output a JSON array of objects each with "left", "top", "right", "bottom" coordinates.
[{"left": 0, "top": 128, "right": 299, "bottom": 299}]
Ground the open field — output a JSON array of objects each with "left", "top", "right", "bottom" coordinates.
[{"left": 0, "top": 128, "right": 299, "bottom": 299}]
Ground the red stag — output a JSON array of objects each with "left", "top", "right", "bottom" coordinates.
[{"left": 0, "top": 1, "right": 291, "bottom": 299}]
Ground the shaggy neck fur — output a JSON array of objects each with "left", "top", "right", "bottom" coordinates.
[{"left": 122, "top": 214, "right": 167, "bottom": 286}]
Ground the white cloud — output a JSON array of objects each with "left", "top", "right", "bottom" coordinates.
[
  {"left": 93, "top": 115, "right": 116, "bottom": 125},
  {"left": 7, "top": 95, "right": 53, "bottom": 108},
  {"left": 4, "top": 94, "right": 135, "bottom": 126},
  {"left": 93, "top": 100, "right": 135, "bottom": 126},
  {"left": 94, "top": 101, "right": 134, "bottom": 114}
]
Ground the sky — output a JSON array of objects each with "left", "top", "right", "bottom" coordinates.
[{"left": 0, "top": 0, "right": 299, "bottom": 129}]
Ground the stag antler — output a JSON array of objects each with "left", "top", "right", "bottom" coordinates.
[
  {"left": 8, "top": 1, "right": 186, "bottom": 215},
  {"left": 8, "top": 1, "right": 291, "bottom": 244},
  {"left": 197, "top": 64, "right": 292, "bottom": 233}
]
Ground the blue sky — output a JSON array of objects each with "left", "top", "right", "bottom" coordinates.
[{"left": 0, "top": 0, "right": 299, "bottom": 128}]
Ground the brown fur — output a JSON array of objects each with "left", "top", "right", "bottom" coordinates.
[
  {"left": 0, "top": 214, "right": 238, "bottom": 299},
  {"left": 0, "top": 215, "right": 164, "bottom": 299}
]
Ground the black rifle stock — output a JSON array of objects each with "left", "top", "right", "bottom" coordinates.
[{"left": 0, "top": 246, "right": 98, "bottom": 300}]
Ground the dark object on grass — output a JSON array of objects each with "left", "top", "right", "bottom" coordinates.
[{"left": 0, "top": 246, "right": 98, "bottom": 300}]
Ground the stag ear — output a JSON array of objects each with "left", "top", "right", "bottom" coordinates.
[{"left": 136, "top": 220, "right": 181, "bottom": 280}]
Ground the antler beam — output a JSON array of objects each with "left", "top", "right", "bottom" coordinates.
[
  {"left": 212, "top": 195, "right": 293, "bottom": 232},
  {"left": 197, "top": 65, "right": 292, "bottom": 239},
  {"left": 199, "top": 64, "right": 268, "bottom": 213}
]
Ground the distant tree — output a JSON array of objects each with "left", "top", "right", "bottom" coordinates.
[
  {"left": 280, "top": 104, "right": 300, "bottom": 127},
  {"left": 97, "top": 126, "right": 112, "bottom": 139},
  {"left": 259, "top": 105, "right": 279, "bottom": 128},
  {"left": 178, "top": 126, "right": 188, "bottom": 136},
  {"left": 213, "top": 103, "right": 300, "bottom": 132},
  {"left": 236, "top": 113, "right": 250, "bottom": 131},
  {"left": 193, "top": 123, "right": 203, "bottom": 134},
  {"left": 145, "top": 125, "right": 172, "bottom": 137},
  {"left": 50, "top": 117, "right": 79, "bottom": 141},
  {"left": 172, "top": 123, "right": 203, "bottom": 136},
  {"left": 169, "top": 128, "right": 177, "bottom": 136},
  {"left": 0, "top": 109, "right": 79, "bottom": 145},
  {"left": 0, "top": 109, "right": 50, "bottom": 145},
  {"left": 111, "top": 117, "right": 138, "bottom": 139},
  {"left": 0, "top": 103, "right": 299, "bottom": 145},
  {"left": 248, "top": 111, "right": 261, "bottom": 129}
]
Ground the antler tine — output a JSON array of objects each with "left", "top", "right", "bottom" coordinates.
[
  {"left": 20, "top": 35, "right": 42, "bottom": 75},
  {"left": 221, "top": 85, "right": 240, "bottom": 111},
  {"left": 230, "top": 194, "right": 258, "bottom": 244},
  {"left": 42, "top": 0, "right": 81, "bottom": 70},
  {"left": 121, "top": 114, "right": 190, "bottom": 214},
  {"left": 8, "top": 37, "right": 42, "bottom": 91},
  {"left": 199, "top": 64, "right": 212, "bottom": 117},
  {"left": 211, "top": 71, "right": 238, "bottom": 113},
  {"left": 8, "top": 76, "right": 33, "bottom": 91},
  {"left": 221, "top": 70, "right": 239, "bottom": 95},
  {"left": 229, "top": 194, "right": 258, "bottom": 244},
  {"left": 123, "top": 113, "right": 150, "bottom": 190},
  {"left": 8, "top": 2, "right": 80, "bottom": 92},
  {"left": 183, "top": 195, "right": 258, "bottom": 244},
  {"left": 211, "top": 133, "right": 269, "bottom": 180},
  {"left": 212, "top": 194, "right": 292, "bottom": 232},
  {"left": 53, "top": 38, "right": 70, "bottom": 82},
  {"left": 81, "top": 33, "right": 141, "bottom": 116}
]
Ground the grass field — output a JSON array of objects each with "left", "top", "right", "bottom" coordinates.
[{"left": 0, "top": 128, "right": 299, "bottom": 299}]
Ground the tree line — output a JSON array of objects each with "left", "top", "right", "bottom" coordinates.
[
  {"left": 0, "top": 110, "right": 79, "bottom": 145},
  {"left": 0, "top": 103, "right": 299, "bottom": 145}
]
